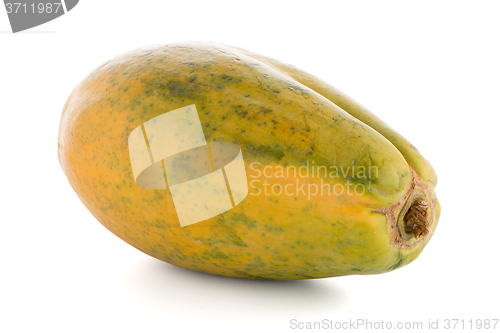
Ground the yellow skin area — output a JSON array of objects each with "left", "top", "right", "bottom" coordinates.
[{"left": 58, "top": 42, "right": 439, "bottom": 279}]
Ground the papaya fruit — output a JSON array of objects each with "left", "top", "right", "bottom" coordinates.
[{"left": 58, "top": 41, "right": 440, "bottom": 279}]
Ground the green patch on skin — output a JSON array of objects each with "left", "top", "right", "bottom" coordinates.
[
  {"left": 253, "top": 256, "right": 265, "bottom": 265},
  {"left": 231, "top": 239, "right": 247, "bottom": 247},
  {"left": 142, "top": 76, "right": 204, "bottom": 101},
  {"left": 194, "top": 237, "right": 230, "bottom": 246},
  {"left": 229, "top": 213, "right": 258, "bottom": 229},
  {"left": 244, "top": 142, "right": 286, "bottom": 161},
  {"left": 387, "top": 252, "right": 404, "bottom": 271},
  {"left": 204, "top": 247, "right": 230, "bottom": 260},
  {"left": 260, "top": 107, "right": 273, "bottom": 114},
  {"left": 166, "top": 80, "right": 199, "bottom": 98},
  {"left": 234, "top": 271, "right": 268, "bottom": 279},
  {"left": 264, "top": 225, "right": 284, "bottom": 233}
]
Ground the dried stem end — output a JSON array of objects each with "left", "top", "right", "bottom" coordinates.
[
  {"left": 403, "top": 199, "right": 429, "bottom": 239},
  {"left": 379, "top": 167, "right": 436, "bottom": 249}
]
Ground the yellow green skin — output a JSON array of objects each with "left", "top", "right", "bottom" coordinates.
[{"left": 58, "top": 42, "right": 440, "bottom": 279}]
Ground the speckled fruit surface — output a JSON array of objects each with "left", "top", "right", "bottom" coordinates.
[{"left": 58, "top": 42, "right": 440, "bottom": 279}]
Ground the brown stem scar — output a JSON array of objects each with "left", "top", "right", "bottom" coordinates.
[
  {"left": 376, "top": 167, "right": 436, "bottom": 249},
  {"left": 403, "top": 199, "right": 429, "bottom": 238}
]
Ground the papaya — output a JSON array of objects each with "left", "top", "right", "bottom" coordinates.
[{"left": 58, "top": 41, "right": 440, "bottom": 279}]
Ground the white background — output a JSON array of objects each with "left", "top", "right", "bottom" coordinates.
[{"left": 1, "top": 1, "right": 499, "bottom": 332}]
